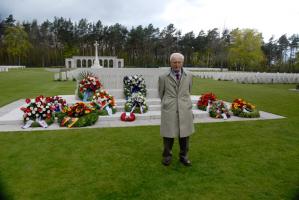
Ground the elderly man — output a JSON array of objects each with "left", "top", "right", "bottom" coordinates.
[{"left": 158, "top": 52, "right": 194, "bottom": 166}]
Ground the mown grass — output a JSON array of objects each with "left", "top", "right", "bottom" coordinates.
[{"left": 0, "top": 68, "right": 298, "bottom": 200}]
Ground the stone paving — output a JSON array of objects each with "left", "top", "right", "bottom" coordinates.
[{"left": 0, "top": 95, "right": 285, "bottom": 132}]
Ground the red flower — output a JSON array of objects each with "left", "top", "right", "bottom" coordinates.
[
  {"left": 120, "top": 112, "right": 135, "bottom": 122},
  {"left": 25, "top": 98, "right": 31, "bottom": 104}
]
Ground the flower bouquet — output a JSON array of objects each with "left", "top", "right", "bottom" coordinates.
[
  {"left": 91, "top": 89, "right": 117, "bottom": 116},
  {"left": 57, "top": 102, "right": 99, "bottom": 128},
  {"left": 209, "top": 100, "right": 231, "bottom": 119},
  {"left": 20, "top": 95, "right": 55, "bottom": 128},
  {"left": 78, "top": 76, "right": 102, "bottom": 101},
  {"left": 197, "top": 92, "right": 217, "bottom": 111},
  {"left": 124, "top": 92, "right": 148, "bottom": 114},
  {"left": 231, "top": 98, "right": 260, "bottom": 118},
  {"left": 46, "top": 96, "right": 67, "bottom": 112},
  {"left": 123, "top": 75, "right": 147, "bottom": 98}
]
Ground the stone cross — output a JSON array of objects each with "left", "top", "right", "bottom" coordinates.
[{"left": 91, "top": 41, "right": 102, "bottom": 68}]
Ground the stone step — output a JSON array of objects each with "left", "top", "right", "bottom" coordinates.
[
  {"left": 97, "top": 109, "right": 208, "bottom": 122},
  {"left": 115, "top": 104, "right": 161, "bottom": 112},
  {"left": 0, "top": 109, "right": 208, "bottom": 125},
  {"left": 114, "top": 98, "right": 161, "bottom": 106},
  {"left": 107, "top": 89, "right": 159, "bottom": 99},
  {"left": 62, "top": 95, "right": 200, "bottom": 106},
  {"left": 0, "top": 95, "right": 202, "bottom": 126}
]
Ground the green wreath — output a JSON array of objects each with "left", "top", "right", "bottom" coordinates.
[
  {"left": 124, "top": 92, "right": 148, "bottom": 114},
  {"left": 123, "top": 75, "right": 147, "bottom": 98},
  {"left": 231, "top": 108, "right": 260, "bottom": 118},
  {"left": 56, "top": 111, "right": 99, "bottom": 127},
  {"left": 124, "top": 103, "right": 148, "bottom": 114},
  {"left": 231, "top": 99, "right": 260, "bottom": 118},
  {"left": 97, "top": 108, "right": 117, "bottom": 116},
  {"left": 28, "top": 116, "right": 55, "bottom": 128}
]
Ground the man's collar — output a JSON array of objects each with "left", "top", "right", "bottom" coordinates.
[{"left": 169, "top": 68, "right": 186, "bottom": 75}]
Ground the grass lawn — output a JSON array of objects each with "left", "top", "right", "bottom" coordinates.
[{"left": 0, "top": 68, "right": 298, "bottom": 200}]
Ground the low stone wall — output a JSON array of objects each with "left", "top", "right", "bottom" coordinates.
[
  {"left": 69, "top": 68, "right": 170, "bottom": 98},
  {"left": 0, "top": 65, "right": 26, "bottom": 72},
  {"left": 192, "top": 71, "right": 299, "bottom": 84}
]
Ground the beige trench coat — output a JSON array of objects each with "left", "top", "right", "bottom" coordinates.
[{"left": 158, "top": 68, "right": 194, "bottom": 138}]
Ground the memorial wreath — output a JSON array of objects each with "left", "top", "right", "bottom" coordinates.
[
  {"left": 57, "top": 102, "right": 98, "bottom": 128},
  {"left": 209, "top": 100, "right": 231, "bottom": 119},
  {"left": 20, "top": 95, "right": 56, "bottom": 128},
  {"left": 231, "top": 98, "right": 260, "bottom": 118},
  {"left": 124, "top": 92, "right": 148, "bottom": 114},
  {"left": 197, "top": 92, "right": 217, "bottom": 111},
  {"left": 78, "top": 75, "right": 102, "bottom": 101},
  {"left": 91, "top": 89, "right": 117, "bottom": 115},
  {"left": 123, "top": 75, "right": 147, "bottom": 98}
]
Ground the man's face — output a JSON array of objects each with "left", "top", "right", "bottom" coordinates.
[{"left": 170, "top": 57, "right": 183, "bottom": 72}]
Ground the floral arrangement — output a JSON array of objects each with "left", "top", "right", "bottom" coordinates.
[
  {"left": 209, "top": 100, "right": 231, "bottom": 119},
  {"left": 197, "top": 92, "right": 217, "bottom": 111},
  {"left": 91, "top": 89, "right": 117, "bottom": 115},
  {"left": 20, "top": 95, "right": 56, "bottom": 128},
  {"left": 124, "top": 92, "right": 148, "bottom": 114},
  {"left": 120, "top": 112, "right": 136, "bottom": 122},
  {"left": 78, "top": 76, "right": 102, "bottom": 101},
  {"left": 46, "top": 96, "right": 67, "bottom": 112},
  {"left": 123, "top": 75, "right": 147, "bottom": 98},
  {"left": 231, "top": 98, "right": 260, "bottom": 118},
  {"left": 57, "top": 102, "right": 98, "bottom": 128}
]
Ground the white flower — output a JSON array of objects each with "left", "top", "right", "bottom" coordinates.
[
  {"left": 28, "top": 113, "right": 31, "bottom": 116},
  {"left": 32, "top": 111, "right": 36, "bottom": 114},
  {"left": 30, "top": 107, "right": 33, "bottom": 110},
  {"left": 26, "top": 117, "right": 29, "bottom": 121}
]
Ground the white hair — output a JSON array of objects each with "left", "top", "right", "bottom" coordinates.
[{"left": 170, "top": 53, "right": 184, "bottom": 62}]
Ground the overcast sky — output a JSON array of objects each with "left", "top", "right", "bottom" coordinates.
[{"left": 0, "top": 0, "right": 298, "bottom": 41}]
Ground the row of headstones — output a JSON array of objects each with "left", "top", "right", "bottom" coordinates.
[
  {"left": 0, "top": 66, "right": 26, "bottom": 72},
  {"left": 54, "top": 71, "right": 75, "bottom": 81},
  {"left": 193, "top": 72, "right": 299, "bottom": 84},
  {"left": 0, "top": 67, "right": 8, "bottom": 72}
]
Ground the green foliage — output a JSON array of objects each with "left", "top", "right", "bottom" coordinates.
[
  {"left": 231, "top": 108, "right": 260, "bottom": 118},
  {"left": 63, "top": 44, "right": 79, "bottom": 58},
  {"left": 197, "top": 104, "right": 207, "bottom": 111},
  {"left": 228, "top": 29, "right": 264, "bottom": 71},
  {"left": 124, "top": 104, "right": 148, "bottom": 114},
  {"left": 30, "top": 116, "right": 55, "bottom": 127},
  {"left": 3, "top": 25, "right": 32, "bottom": 64},
  {"left": 97, "top": 108, "right": 116, "bottom": 115},
  {"left": 56, "top": 111, "right": 98, "bottom": 127}
]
